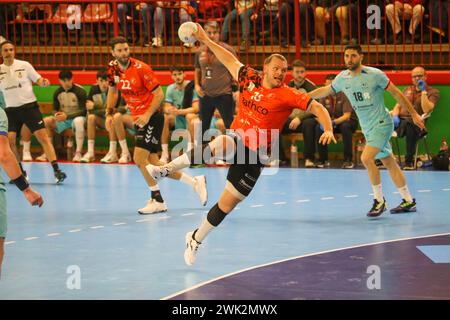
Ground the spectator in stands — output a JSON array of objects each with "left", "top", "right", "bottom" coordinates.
[
  {"left": 118, "top": 2, "right": 156, "bottom": 45},
  {"left": 285, "top": 0, "right": 315, "bottom": 48},
  {"left": 429, "top": 0, "right": 448, "bottom": 41},
  {"left": 386, "top": 0, "right": 424, "bottom": 44},
  {"left": 315, "top": 74, "right": 358, "bottom": 168},
  {"left": 152, "top": 1, "right": 195, "bottom": 48},
  {"left": 195, "top": 21, "right": 236, "bottom": 146},
  {"left": 221, "top": 0, "right": 257, "bottom": 51},
  {"left": 391, "top": 66, "right": 439, "bottom": 170},
  {"left": 0, "top": 4, "right": 16, "bottom": 44},
  {"left": 81, "top": 69, "right": 117, "bottom": 163},
  {"left": 276, "top": 60, "right": 317, "bottom": 167},
  {"left": 314, "top": 1, "right": 358, "bottom": 45},
  {"left": 37, "top": 70, "right": 87, "bottom": 162},
  {"left": 160, "top": 66, "right": 200, "bottom": 163},
  {"left": 250, "top": 0, "right": 290, "bottom": 47},
  {"left": 15, "top": 4, "right": 53, "bottom": 45}
]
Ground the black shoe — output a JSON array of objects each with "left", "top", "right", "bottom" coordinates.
[
  {"left": 390, "top": 198, "right": 416, "bottom": 214},
  {"left": 315, "top": 160, "right": 330, "bottom": 168},
  {"left": 55, "top": 170, "right": 67, "bottom": 184},
  {"left": 367, "top": 198, "right": 386, "bottom": 218},
  {"left": 403, "top": 162, "right": 415, "bottom": 170}
]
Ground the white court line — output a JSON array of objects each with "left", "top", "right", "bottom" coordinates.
[
  {"left": 136, "top": 218, "right": 152, "bottom": 223},
  {"left": 162, "top": 232, "right": 450, "bottom": 300},
  {"left": 68, "top": 229, "right": 82, "bottom": 233},
  {"left": 90, "top": 226, "right": 104, "bottom": 229},
  {"left": 5, "top": 241, "right": 15, "bottom": 245},
  {"left": 442, "top": 189, "right": 450, "bottom": 191},
  {"left": 273, "top": 202, "right": 287, "bottom": 205},
  {"left": 47, "top": 233, "right": 60, "bottom": 237},
  {"left": 344, "top": 195, "right": 358, "bottom": 198},
  {"left": 296, "top": 199, "right": 310, "bottom": 203},
  {"left": 321, "top": 197, "right": 335, "bottom": 200},
  {"left": 113, "top": 222, "right": 127, "bottom": 226},
  {"left": 181, "top": 213, "right": 195, "bottom": 217},
  {"left": 159, "top": 216, "right": 171, "bottom": 220},
  {"left": 24, "top": 237, "right": 39, "bottom": 241},
  {"left": 418, "top": 190, "right": 432, "bottom": 193},
  {"left": 250, "top": 204, "right": 264, "bottom": 208}
]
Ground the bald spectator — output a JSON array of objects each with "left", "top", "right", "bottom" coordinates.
[{"left": 391, "top": 66, "right": 440, "bottom": 170}]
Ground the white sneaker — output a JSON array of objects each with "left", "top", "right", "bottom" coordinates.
[
  {"left": 22, "top": 151, "right": 33, "bottom": 162},
  {"left": 151, "top": 37, "right": 163, "bottom": 47},
  {"left": 72, "top": 152, "right": 82, "bottom": 162},
  {"left": 269, "top": 159, "right": 280, "bottom": 167},
  {"left": 118, "top": 153, "right": 132, "bottom": 164},
  {"left": 184, "top": 230, "right": 201, "bottom": 266},
  {"left": 36, "top": 153, "right": 48, "bottom": 162},
  {"left": 305, "top": 159, "right": 315, "bottom": 168},
  {"left": 80, "top": 152, "right": 95, "bottom": 163},
  {"left": 193, "top": 175, "right": 207, "bottom": 206},
  {"left": 100, "top": 152, "right": 118, "bottom": 163},
  {"left": 159, "top": 154, "right": 169, "bottom": 165},
  {"left": 215, "top": 159, "right": 226, "bottom": 166},
  {"left": 146, "top": 164, "right": 170, "bottom": 181},
  {"left": 138, "top": 198, "right": 167, "bottom": 215}
]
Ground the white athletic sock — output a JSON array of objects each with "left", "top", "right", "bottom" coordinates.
[
  {"left": 194, "top": 219, "right": 215, "bottom": 243},
  {"left": 167, "top": 153, "right": 191, "bottom": 172},
  {"left": 187, "top": 142, "right": 193, "bottom": 151},
  {"left": 180, "top": 172, "right": 196, "bottom": 188},
  {"left": 162, "top": 144, "right": 169, "bottom": 157},
  {"left": 88, "top": 140, "right": 95, "bottom": 155},
  {"left": 119, "top": 139, "right": 130, "bottom": 155},
  {"left": 22, "top": 141, "right": 31, "bottom": 153},
  {"left": 372, "top": 184, "right": 384, "bottom": 202},
  {"left": 109, "top": 141, "right": 117, "bottom": 154},
  {"left": 398, "top": 185, "right": 413, "bottom": 202},
  {"left": 75, "top": 136, "right": 84, "bottom": 153}
]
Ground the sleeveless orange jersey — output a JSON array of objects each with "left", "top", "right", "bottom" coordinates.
[
  {"left": 106, "top": 58, "right": 160, "bottom": 119},
  {"left": 232, "top": 65, "right": 313, "bottom": 151}
]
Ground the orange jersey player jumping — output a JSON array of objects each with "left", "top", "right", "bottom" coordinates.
[
  {"left": 146, "top": 24, "right": 336, "bottom": 266},
  {"left": 106, "top": 37, "right": 207, "bottom": 215}
]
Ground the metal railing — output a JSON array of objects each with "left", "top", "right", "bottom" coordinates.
[{"left": 0, "top": 0, "right": 448, "bottom": 69}]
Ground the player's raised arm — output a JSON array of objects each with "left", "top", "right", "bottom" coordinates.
[{"left": 192, "top": 23, "right": 242, "bottom": 81}]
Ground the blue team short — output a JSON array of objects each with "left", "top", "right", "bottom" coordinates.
[{"left": 364, "top": 121, "right": 394, "bottom": 160}]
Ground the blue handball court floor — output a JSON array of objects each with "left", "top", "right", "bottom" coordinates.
[{"left": 0, "top": 163, "right": 449, "bottom": 299}]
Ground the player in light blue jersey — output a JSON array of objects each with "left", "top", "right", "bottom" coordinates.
[
  {"left": 0, "top": 107, "right": 43, "bottom": 276},
  {"left": 309, "top": 45, "right": 425, "bottom": 218}
]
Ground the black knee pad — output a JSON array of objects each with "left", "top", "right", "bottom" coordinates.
[{"left": 207, "top": 203, "right": 228, "bottom": 227}]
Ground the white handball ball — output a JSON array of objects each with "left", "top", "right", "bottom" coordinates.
[{"left": 178, "top": 21, "right": 198, "bottom": 44}]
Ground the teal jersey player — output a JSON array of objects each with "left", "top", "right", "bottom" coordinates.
[{"left": 309, "top": 44, "right": 425, "bottom": 218}]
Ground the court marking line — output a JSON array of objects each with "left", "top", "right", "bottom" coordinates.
[
  {"left": 90, "top": 226, "right": 104, "bottom": 229},
  {"left": 321, "top": 197, "right": 335, "bottom": 200},
  {"left": 344, "top": 195, "right": 358, "bottom": 198},
  {"left": 5, "top": 241, "right": 16, "bottom": 245},
  {"left": 113, "top": 222, "right": 127, "bottom": 226},
  {"left": 296, "top": 199, "right": 310, "bottom": 203},
  {"left": 161, "top": 232, "right": 450, "bottom": 300},
  {"left": 47, "top": 233, "right": 61, "bottom": 237},
  {"left": 24, "top": 237, "right": 39, "bottom": 241},
  {"left": 273, "top": 202, "right": 287, "bottom": 205},
  {"left": 68, "top": 229, "right": 82, "bottom": 233},
  {"left": 250, "top": 204, "right": 264, "bottom": 208},
  {"left": 418, "top": 190, "right": 432, "bottom": 193}
]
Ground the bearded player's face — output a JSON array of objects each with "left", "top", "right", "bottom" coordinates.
[{"left": 112, "top": 43, "right": 130, "bottom": 66}]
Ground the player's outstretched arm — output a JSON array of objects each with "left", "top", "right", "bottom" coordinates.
[
  {"left": 193, "top": 23, "right": 242, "bottom": 81},
  {"left": 309, "top": 100, "right": 337, "bottom": 145},
  {"left": 0, "top": 134, "right": 43, "bottom": 207},
  {"left": 308, "top": 84, "right": 334, "bottom": 99},
  {"left": 386, "top": 82, "right": 425, "bottom": 130}
]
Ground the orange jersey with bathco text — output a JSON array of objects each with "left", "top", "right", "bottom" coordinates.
[
  {"left": 106, "top": 58, "right": 160, "bottom": 118},
  {"left": 231, "top": 65, "right": 313, "bottom": 151}
]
